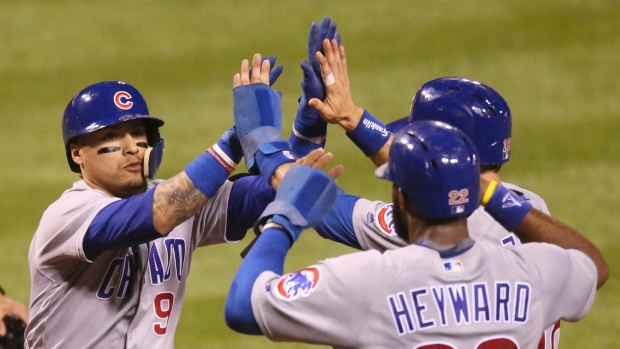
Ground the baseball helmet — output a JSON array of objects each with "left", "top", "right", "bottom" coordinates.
[
  {"left": 62, "top": 81, "right": 165, "bottom": 174},
  {"left": 389, "top": 77, "right": 511, "bottom": 165},
  {"left": 376, "top": 120, "right": 480, "bottom": 218}
]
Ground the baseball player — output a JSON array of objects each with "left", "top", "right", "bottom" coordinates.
[
  {"left": 225, "top": 120, "right": 608, "bottom": 348},
  {"left": 299, "top": 32, "right": 561, "bottom": 348},
  {"left": 25, "top": 77, "right": 295, "bottom": 348}
]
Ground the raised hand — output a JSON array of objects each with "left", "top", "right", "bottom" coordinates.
[
  {"left": 234, "top": 54, "right": 272, "bottom": 88},
  {"left": 308, "top": 39, "right": 364, "bottom": 132},
  {"left": 309, "top": 16, "right": 340, "bottom": 77},
  {"left": 247, "top": 55, "right": 283, "bottom": 87},
  {"left": 232, "top": 54, "right": 295, "bottom": 181},
  {"left": 291, "top": 16, "right": 342, "bottom": 157}
]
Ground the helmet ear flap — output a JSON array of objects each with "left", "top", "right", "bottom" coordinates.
[{"left": 143, "top": 138, "right": 165, "bottom": 180}]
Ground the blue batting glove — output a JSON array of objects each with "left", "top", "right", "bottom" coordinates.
[
  {"left": 289, "top": 61, "right": 327, "bottom": 157},
  {"left": 309, "top": 16, "right": 339, "bottom": 75},
  {"left": 289, "top": 17, "right": 341, "bottom": 157},
  {"left": 300, "top": 60, "right": 323, "bottom": 99}
]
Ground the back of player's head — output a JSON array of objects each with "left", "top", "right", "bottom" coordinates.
[
  {"left": 388, "top": 77, "right": 511, "bottom": 166},
  {"left": 62, "top": 81, "right": 165, "bottom": 173},
  {"left": 376, "top": 120, "right": 480, "bottom": 218}
]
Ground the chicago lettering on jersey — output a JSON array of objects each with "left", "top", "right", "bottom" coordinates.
[
  {"left": 387, "top": 281, "right": 531, "bottom": 335},
  {"left": 96, "top": 238, "right": 187, "bottom": 299}
]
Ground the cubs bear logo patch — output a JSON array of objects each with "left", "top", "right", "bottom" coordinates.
[
  {"left": 374, "top": 204, "right": 396, "bottom": 237},
  {"left": 275, "top": 266, "right": 321, "bottom": 301}
]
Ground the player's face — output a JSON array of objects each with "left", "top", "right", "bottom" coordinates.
[{"left": 71, "top": 120, "right": 149, "bottom": 198}]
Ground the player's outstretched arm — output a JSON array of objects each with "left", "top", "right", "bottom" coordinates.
[
  {"left": 516, "top": 209, "right": 608, "bottom": 289},
  {"left": 481, "top": 180, "right": 609, "bottom": 289},
  {"left": 225, "top": 164, "right": 338, "bottom": 334},
  {"left": 308, "top": 39, "right": 392, "bottom": 167}
]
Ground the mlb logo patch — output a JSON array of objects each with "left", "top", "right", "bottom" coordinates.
[
  {"left": 374, "top": 204, "right": 396, "bottom": 237},
  {"left": 275, "top": 266, "right": 321, "bottom": 301},
  {"left": 443, "top": 261, "right": 464, "bottom": 272},
  {"left": 451, "top": 205, "right": 465, "bottom": 214}
]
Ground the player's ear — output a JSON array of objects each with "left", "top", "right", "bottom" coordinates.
[{"left": 70, "top": 143, "right": 83, "bottom": 167}]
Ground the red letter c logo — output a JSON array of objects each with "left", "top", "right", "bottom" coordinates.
[{"left": 114, "top": 91, "right": 133, "bottom": 110}]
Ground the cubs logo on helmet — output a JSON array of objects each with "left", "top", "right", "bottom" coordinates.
[
  {"left": 374, "top": 204, "right": 396, "bottom": 237},
  {"left": 276, "top": 266, "right": 321, "bottom": 301},
  {"left": 114, "top": 91, "right": 133, "bottom": 110}
]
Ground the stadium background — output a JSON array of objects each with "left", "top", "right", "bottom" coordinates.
[{"left": 1, "top": 0, "right": 618, "bottom": 347}]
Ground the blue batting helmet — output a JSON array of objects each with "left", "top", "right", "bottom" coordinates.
[
  {"left": 376, "top": 120, "right": 480, "bottom": 218},
  {"left": 388, "top": 77, "right": 511, "bottom": 165},
  {"left": 62, "top": 81, "right": 165, "bottom": 173}
]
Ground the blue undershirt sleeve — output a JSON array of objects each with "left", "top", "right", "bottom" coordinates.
[
  {"left": 226, "top": 175, "right": 276, "bottom": 241},
  {"left": 225, "top": 228, "right": 291, "bottom": 335},
  {"left": 314, "top": 189, "right": 362, "bottom": 250},
  {"left": 83, "top": 187, "right": 160, "bottom": 260}
]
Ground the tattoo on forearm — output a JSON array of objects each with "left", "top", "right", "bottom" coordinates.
[{"left": 153, "top": 173, "right": 207, "bottom": 230}]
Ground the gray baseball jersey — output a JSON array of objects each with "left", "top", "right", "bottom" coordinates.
[
  {"left": 349, "top": 181, "right": 559, "bottom": 348},
  {"left": 26, "top": 179, "right": 234, "bottom": 348},
  {"left": 251, "top": 239, "right": 596, "bottom": 348},
  {"left": 351, "top": 182, "right": 550, "bottom": 252}
]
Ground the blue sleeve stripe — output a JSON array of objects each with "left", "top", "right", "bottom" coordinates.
[
  {"left": 83, "top": 188, "right": 160, "bottom": 259},
  {"left": 314, "top": 189, "right": 362, "bottom": 250}
]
